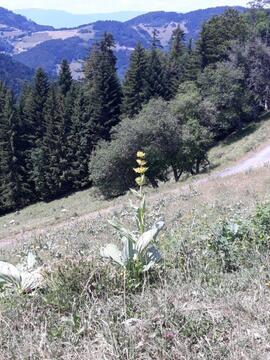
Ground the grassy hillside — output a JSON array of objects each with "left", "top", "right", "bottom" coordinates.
[
  {"left": 209, "top": 113, "right": 270, "bottom": 169},
  {"left": 1, "top": 114, "right": 270, "bottom": 242},
  {"left": 1, "top": 115, "right": 270, "bottom": 358}
]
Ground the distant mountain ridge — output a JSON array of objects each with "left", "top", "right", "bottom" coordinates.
[
  {"left": 15, "top": 9, "right": 145, "bottom": 28},
  {"left": 0, "top": 6, "right": 247, "bottom": 81},
  {"left": 0, "top": 7, "right": 53, "bottom": 31}
]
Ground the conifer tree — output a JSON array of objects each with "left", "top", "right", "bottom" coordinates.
[
  {"left": 168, "top": 26, "right": 186, "bottom": 95},
  {"left": 84, "top": 32, "right": 122, "bottom": 142},
  {"left": 42, "top": 87, "right": 68, "bottom": 199},
  {"left": 122, "top": 43, "right": 148, "bottom": 118},
  {"left": 145, "top": 31, "right": 168, "bottom": 100},
  {"left": 67, "top": 89, "right": 92, "bottom": 189},
  {"left": 27, "top": 68, "right": 49, "bottom": 198},
  {"left": 29, "top": 68, "right": 50, "bottom": 144},
  {"left": 183, "top": 40, "right": 201, "bottom": 82},
  {"left": 198, "top": 9, "right": 248, "bottom": 69},
  {"left": 58, "top": 59, "right": 73, "bottom": 97},
  {"left": 16, "top": 84, "right": 39, "bottom": 204},
  {"left": 0, "top": 84, "right": 21, "bottom": 213}
]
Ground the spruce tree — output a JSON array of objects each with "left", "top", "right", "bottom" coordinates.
[
  {"left": 58, "top": 59, "right": 73, "bottom": 97},
  {"left": 42, "top": 87, "right": 68, "bottom": 200},
  {"left": 122, "top": 43, "right": 148, "bottom": 118},
  {"left": 170, "top": 26, "right": 185, "bottom": 60},
  {"left": 17, "top": 84, "right": 38, "bottom": 204},
  {"left": 145, "top": 31, "right": 167, "bottom": 101},
  {"left": 29, "top": 68, "right": 50, "bottom": 144},
  {"left": 67, "top": 89, "right": 92, "bottom": 189},
  {"left": 84, "top": 32, "right": 123, "bottom": 142},
  {"left": 168, "top": 26, "right": 186, "bottom": 96},
  {"left": 27, "top": 68, "right": 50, "bottom": 198},
  {"left": 183, "top": 40, "right": 201, "bottom": 82},
  {"left": 0, "top": 84, "right": 21, "bottom": 214}
]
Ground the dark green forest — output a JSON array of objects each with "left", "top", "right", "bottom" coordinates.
[{"left": 1, "top": 2, "right": 270, "bottom": 214}]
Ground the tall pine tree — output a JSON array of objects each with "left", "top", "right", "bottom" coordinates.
[
  {"left": 58, "top": 59, "right": 73, "bottom": 97},
  {"left": 67, "top": 89, "right": 92, "bottom": 189},
  {"left": 145, "top": 31, "right": 168, "bottom": 100},
  {"left": 84, "top": 33, "right": 122, "bottom": 142},
  {"left": 0, "top": 84, "right": 21, "bottom": 214},
  {"left": 27, "top": 68, "right": 50, "bottom": 198},
  {"left": 41, "top": 87, "right": 68, "bottom": 200},
  {"left": 167, "top": 26, "right": 186, "bottom": 95},
  {"left": 122, "top": 43, "right": 148, "bottom": 118}
]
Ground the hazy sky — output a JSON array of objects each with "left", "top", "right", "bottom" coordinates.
[{"left": 2, "top": 0, "right": 249, "bottom": 13}]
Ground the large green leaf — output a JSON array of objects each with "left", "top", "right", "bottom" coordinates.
[
  {"left": 21, "top": 269, "right": 44, "bottom": 293},
  {"left": 0, "top": 261, "right": 21, "bottom": 287},
  {"left": 136, "top": 220, "right": 165, "bottom": 253},
  {"left": 108, "top": 219, "right": 137, "bottom": 244},
  {"left": 100, "top": 244, "right": 124, "bottom": 266},
  {"left": 122, "top": 236, "right": 137, "bottom": 263}
]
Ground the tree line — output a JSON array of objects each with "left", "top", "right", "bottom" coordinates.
[{"left": 1, "top": 3, "right": 270, "bottom": 213}]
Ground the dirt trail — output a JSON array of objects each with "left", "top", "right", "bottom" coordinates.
[
  {"left": 214, "top": 144, "right": 270, "bottom": 178},
  {"left": 1, "top": 143, "right": 270, "bottom": 249}
]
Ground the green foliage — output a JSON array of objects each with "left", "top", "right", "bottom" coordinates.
[
  {"left": 2, "top": 5, "right": 270, "bottom": 214},
  {"left": 58, "top": 59, "right": 73, "bottom": 97},
  {"left": 67, "top": 88, "right": 92, "bottom": 190},
  {"left": 198, "top": 9, "right": 248, "bottom": 68},
  {"left": 89, "top": 99, "right": 179, "bottom": 197},
  {"left": 208, "top": 202, "right": 270, "bottom": 273},
  {"left": 84, "top": 33, "right": 122, "bottom": 142},
  {"left": 0, "top": 84, "right": 22, "bottom": 214},
  {"left": 122, "top": 43, "right": 148, "bottom": 118},
  {"left": 145, "top": 46, "right": 169, "bottom": 101},
  {"left": 42, "top": 87, "right": 69, "bottom": 200},
  {"left": 199, "top": 62, "right": 256, "bottom": 138},
  {"left": 90, "top": 97, "right": 211, "bottom": 197}
]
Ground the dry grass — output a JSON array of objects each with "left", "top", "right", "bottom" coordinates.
[
  {"left": 0, "top": 164, "right": 270, "bottom": 358},
  {"left": 1, "top": 114, "right": 270, "bottom": 246},
  {"left": 209, "top": 114, "right": 270, "bottom": 169},
  {"left": 1, "top": 117, "right": 270, "bottom": 358}
]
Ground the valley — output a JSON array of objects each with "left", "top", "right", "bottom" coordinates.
[{"left": 0, "top": 6, "right": 246, "bottom": 77}]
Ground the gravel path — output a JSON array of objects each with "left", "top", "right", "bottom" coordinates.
[{"left": 215, "top": 144, "right": 270, "bottom": 179}]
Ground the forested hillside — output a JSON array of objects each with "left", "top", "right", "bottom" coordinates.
[
  {"left": 1, "top": 3, "right": 270, "bottom": 215},
  {"left": 0, "top": 54, "right": 34, "bottom": 95},
  {"left": 0, "top": 6, "right": 246, "bottom": 78}
]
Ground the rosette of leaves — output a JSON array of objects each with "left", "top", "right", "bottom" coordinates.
[
  {"left": 100, "top": 151, "right": 165, "bottom": 275},
  {"left": 0, "top": 252, "right": 44, "bottom": 293}
]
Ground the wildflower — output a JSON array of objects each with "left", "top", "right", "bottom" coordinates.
[
  {"left": 135, "top": 176, "right": 145, "bottom": 186},
  {"left": 137, "top": 151, "right": 145, "bottom": 158},
  {"left": 133, "top": 167, "right": 148, "bottom": 174},
  {"left": 136, "top": 159, "right": 147, "bottom": 166}
]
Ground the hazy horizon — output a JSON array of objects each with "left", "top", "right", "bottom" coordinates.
[{"left": 1, "top": 0, "right": 248, "bottom": 14}]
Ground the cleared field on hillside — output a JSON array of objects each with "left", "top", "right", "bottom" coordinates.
[
  {"left": 1, "top": 110, "right": 270, "bottom": 358},
  {"left": 1, "top": 140, "right": 270, "bottom": 358},
  {"left": 1, "top": 114, "right": 270, "bottom": 245}
]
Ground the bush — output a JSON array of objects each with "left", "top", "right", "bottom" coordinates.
[{"left": 90, "top": 98, "right": 210, "bottom": 197}]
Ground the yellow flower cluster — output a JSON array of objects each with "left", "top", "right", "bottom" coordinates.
[{"left": 134, "top": 151, "right": 147, "bottom": 186}]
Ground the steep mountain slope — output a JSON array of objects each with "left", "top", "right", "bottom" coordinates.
[
  {"left": 1, "top": 113, "right": 270, "bottom": 246},
  {"left": 0, "top": 6, "right": 247, "bottom": 79},
  {"left": 0, "top": 53, "right": 34, "bottom": 95}
]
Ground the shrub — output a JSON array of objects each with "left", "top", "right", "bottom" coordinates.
[{"left": 89, "top": 98, "right": 210, "bottom": 197}]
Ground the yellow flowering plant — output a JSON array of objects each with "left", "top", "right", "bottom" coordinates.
[{"left": 100, "top": 151, "right": 165, "bottom": 284}]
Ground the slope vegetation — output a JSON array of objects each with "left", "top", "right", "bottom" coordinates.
[{"left": 1, "top": 114, "right": 270, "bottom": 247}]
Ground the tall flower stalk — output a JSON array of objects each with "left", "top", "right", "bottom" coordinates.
[{"left": 100, "top": 151, "right": 165, "bottom": 285}]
